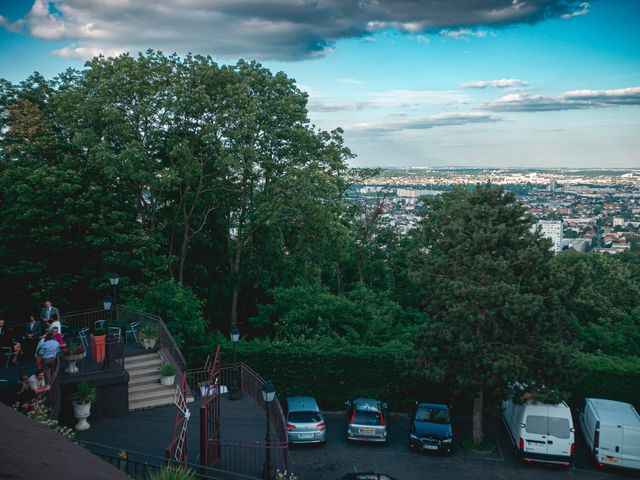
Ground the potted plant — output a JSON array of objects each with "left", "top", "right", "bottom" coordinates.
[
  {"left": 62, "top": 342, "right": 86, "bottom": 374},
  {"left": 90, "top": 327, "right": 106, "bottom": 363},
  {"left": 70, "top": 382, "right": 97, "bottom": 431},
  {"left": 159, "top": 362, "right": 177, "bottom": 386},
  {"left": 140, "top": 323, "right": 159, "bottom": 349}
]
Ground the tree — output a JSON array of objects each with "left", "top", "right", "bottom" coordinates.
[{"left": 411, "top": 185, "right": 578, "bottom": 444}]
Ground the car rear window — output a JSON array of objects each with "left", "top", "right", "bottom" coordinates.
[
  {"left": 353, "top": 410, "right": 382, "bottom": 425},
  {"left": 548, "top": 417, "right": 571, "bottom": 439},
  {"left": 525, "top": 415, "right": 548, "bottom": 435},
  {"left": 415, "top": 406, "right": 450, "bottom": 424},
  {"left": 288, "top": 411, "right": 322, "bottom": 423}
]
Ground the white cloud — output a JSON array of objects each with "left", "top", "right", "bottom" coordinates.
[
  {"left": 460, "top": 78, "right": 528, "bottom": 89},
  {"left": 349, "top": 111, "right": 501, "bottom": 133},
  {"left": 308, "top": 89, "right": 468, "bottom": 112},
  {"left": 561, "top": 2, "right": 590, "bottom": 19},
  {"left": 338, "top": 78, "right": 364, "bottom": 85},
  {"left": 0, "top": 0, "right": 593, "bottom": 61},
  {"left": 482, "top": 87, "right": 640, "bottom": 112}
]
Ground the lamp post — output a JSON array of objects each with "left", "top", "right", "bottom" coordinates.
[
  {"left": 102, "top": 295, "right": 112, "bottom": 369},
  {"left": 262, "top": 381, "right": 276, "bottom": 480},
  {"left": 229, "top": 327, "right": 242, "bottom": 400},
  {"left": 109, "top": 272, "right": 119, "bottom": 320}
]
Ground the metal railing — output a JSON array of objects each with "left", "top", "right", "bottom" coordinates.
[
  {"left": 187, "top": 361, "right": 289, "bottom": 478},
  {"left": 81, "top": 440, "right": 261, "bottom": 480},
  {"left": 44, "top": 356, "right": 61, "bottom": 419}
]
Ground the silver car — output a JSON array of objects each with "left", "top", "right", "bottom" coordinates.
[
  {"left": 345, "top": 398, "right": 388, "bottom": 443},
  {"left": 285, "top": 396, "right": 327, "bottom": 444}
]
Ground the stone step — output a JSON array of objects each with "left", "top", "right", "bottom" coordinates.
[
  {"left": 126, "top": 365, "right": 163, "bottom": 377},
  {"left": 129, "top": 395, "right": 176, "bottom": 411},
  {"left": 125, "top": 358, "right": 163, "bottom": 370},
  {"left": 129, "top": 380, "right": 170, "bottom": 394},
  {"left": 129, "top": 385, "right": 176, "bottom": 403},
  {"left": 128, "top": 373, "right": 163, "bottom": 386},
  {"left": 124, "top": 352, "right": 160, "bottom": 364}
]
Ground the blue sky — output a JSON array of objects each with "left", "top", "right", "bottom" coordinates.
[{"left": 1, "top": 0, "right": 639, "bottom": 168}]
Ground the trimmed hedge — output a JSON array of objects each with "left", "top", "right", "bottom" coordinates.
[{"left": 193, "top": 339, "right": 640, "bottom": 412}]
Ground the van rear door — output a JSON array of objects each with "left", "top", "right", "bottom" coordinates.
[
  {"left": 523, "top": 414, "right": 549, "bottom": 456},
  {"left": 547, "top": 415, "right": 573, "bottom": 457},
  {"left": 599, "top": 423, "right": 623, "bottom": 466},
  {"left": 622, "top": 426, "right": 640, "bottom": 470}
]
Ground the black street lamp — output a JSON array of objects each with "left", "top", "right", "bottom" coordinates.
[
  {"left": 109, "top": 272, "right": 120, "bottom": 320},
  {"left": 229, "top": 327, "right": 242, "bottom": 400},
  {"left": 262, "top": 381, "right": 276, "bottom": 480}
]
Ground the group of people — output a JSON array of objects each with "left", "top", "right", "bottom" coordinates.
[{"left": 0, "top": 300, "right": 65, "bottom": 368}]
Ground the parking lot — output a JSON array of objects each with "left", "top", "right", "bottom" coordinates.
[{"left": 290, "top": 413, "right": 640, "bottom": 480}]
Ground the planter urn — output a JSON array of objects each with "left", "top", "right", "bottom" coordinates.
[
  {"left": 73, "top": 402, "right": 92, "bottom": 431},
  {"left": 63, "top": 351, "right": 86, "bottom": 374}
]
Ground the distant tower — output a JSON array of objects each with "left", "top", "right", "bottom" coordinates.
[{"left": 549, "top": 180, "right": 557, "bottom": 192}]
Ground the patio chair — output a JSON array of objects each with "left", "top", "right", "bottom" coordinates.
[
  {"left": 1, "top": 346, "right": 18, "bottom": 368},
  {"left": 77, "top": 327, "right": 90, "bottom": 348},
  {"left": 95, "top": 319, "right": 106, "bottom": 330},
  {"left": 108, "top": 327, "right": 122, "bottom": 341},
  {"left": 125, "top": 322, "right": 139, "bottom": 344}
]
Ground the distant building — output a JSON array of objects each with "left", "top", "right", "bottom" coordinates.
[
  {"left": 549, "top": 180, "right": 558, "bottom": 191},
  {"left": 533, "top": 220, "right": 563, "bottom": 253},
  {"left": 613, "top": 216, "right": 626, "bottom": 227}
]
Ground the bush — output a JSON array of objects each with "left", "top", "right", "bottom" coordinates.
[
  {"left": 147, "top": 466, "right": 195, "bottom": 480},
  {"left": 70, "top": 382, "right": 97, "bottom": 405},
  {"left": 159, "top": 363, "right": 178, "bottom": 377}
]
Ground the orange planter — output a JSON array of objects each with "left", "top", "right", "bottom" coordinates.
[{"left": 90, "top": 334, "right": 106, "bottom": 363}]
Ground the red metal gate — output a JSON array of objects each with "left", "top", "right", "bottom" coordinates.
[{"left": 200, "top": 346, "right": 222, "bottom": 467}]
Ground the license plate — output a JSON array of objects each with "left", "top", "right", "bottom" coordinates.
[
  {"left": 298, "top": 434, "right": 313, "bottom": 439},
  {"left": 360, "top": 428, "right": 376, "bottom": 434},
  {"left": 422, "top": 445, "right": 438, "bottom": 450},
  {"left": 604, "top": 456, "right": 619, "bottom": 464}
]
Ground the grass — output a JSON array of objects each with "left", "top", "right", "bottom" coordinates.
[{"left": 462, "top": 438, "right": 495, "bottom": 454}]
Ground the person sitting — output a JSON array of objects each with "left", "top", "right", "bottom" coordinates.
[
  {"left": 27, "top": 369, "right": 50, "bottom": 399},
  {"left": 36, "top": 333, "right": 59, "bottom": 369},
  {"left": 0, "top": 318, "right": 23, "bottom": 366},
  {"left": 23, "top": 315, "right": 42, "bottom": 358}
]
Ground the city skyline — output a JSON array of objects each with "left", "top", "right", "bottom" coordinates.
[{"left": 1, "top": 0, "right": 639, "bottom": 168}]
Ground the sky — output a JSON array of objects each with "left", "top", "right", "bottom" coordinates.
[{"left": 1, "top": 0, "right": 639, "bottom": 168}]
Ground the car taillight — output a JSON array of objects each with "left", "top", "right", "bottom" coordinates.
[
  {"left": 316, "top": 422, "right": 326, "bottom": 431},
  {"left": 287, "top": 423, "right": 296, "bottom": 431},
  {"left": 349, "top": 409, "right": 355, "bottom": 423},
  {"left": 380, "top": 412, "right": 386, "bottom": 426},
  {"left": 519, "top": 437, "right": 524, "bottom": 451},
  {"left": 594, "top": 421, "right": 600, "bottom": 454},
  {"left": 570, "top": 443, "right": 575, "bottom": 457}
]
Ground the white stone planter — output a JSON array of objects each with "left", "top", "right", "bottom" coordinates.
[
  {"left": 73, "top": 402, "right": 92, "bottom": 431},
  {"left": 142, "top": 338, "right": 157, "bottom": 349},
  {"left": 63, "top": 351, "right": 86, "bottom": 374},
  {"left": 160, "top": 374, "right": 175, "bottom": 386}
]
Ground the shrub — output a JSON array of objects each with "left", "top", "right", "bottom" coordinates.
[
  {"left": 159, "top": 363, "right": 178, "bottom": 377},
  {"left": 147, "top": 466, "right": 195, "bottom": 480},
  {"left": 70, "top": 382, "right": 97, "bottom": 405}
]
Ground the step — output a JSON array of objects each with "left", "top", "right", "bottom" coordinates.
[
  {"left": 125, "top": 352, "right": 160, "bottom": 364},
  {"left": 128, "top": 374, "right": 163, "bottom": 386},
  {"left": 125, "top": 358, "right": 163, "bottom": 370},
  {"left": 129, "top": 380, "right": 171, "bottom": 394},
  {"left": 126, "top": 365, "right": 164, "bottom": 377},
  {"left": 129, "top": 386, "right": 176, "bottom": 403},
  {"left": 129, "top": 395, "right": 177, "bottom": 411}
]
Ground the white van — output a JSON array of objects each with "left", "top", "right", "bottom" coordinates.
[
  {"left": 503, "top": 397, "right": 575, "bottom": 466},
  {"left": 579, "top": 398, "right": 640, "bottom": 471}
]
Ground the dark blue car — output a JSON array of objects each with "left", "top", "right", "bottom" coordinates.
[{"left": 408, "top": 402, "right": 454, "bottom": 454}]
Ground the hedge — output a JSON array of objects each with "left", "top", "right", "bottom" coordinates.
[{"left": 192, "top": 339, "right": 640, "bottom": 412}]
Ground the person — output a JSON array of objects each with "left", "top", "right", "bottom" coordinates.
[
  {"left": 0, "top": 318, "right": 22, "bottom": 365},
  {"left": 15, "top": 373, "right": 37, "bottom": 411},
  {"left": 27, "top": 369, "right": 50, "bottom": 397},
  {"left": 50, "top": 326, "right": 66, "bottom": 348},
  {"left": 48, "top": 313, "right": 61, "bottom": 333},
  {"left": 36, "top": 333, "right": 59, "bottom": 368},
  {"left": 23, "top": 315, "right": 42, "bottom": 358},
  {"left": 40, "top": 300, "right": 60, "bottom": 323}
]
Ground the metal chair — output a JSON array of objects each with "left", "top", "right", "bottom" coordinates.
[
  {"left": 1, "top": 347, "right": 18, "bottom": 368},
  {"left": 108, "top": 326, "right": 122, "bottom": 340},
  {"left": 95, "top": 319, "right": 106, "bottom": 330},
  {"left": 125, "top": 322, "right": 139, "bottom": 344},
  {"left": 77, "top": 327, "right": 90, "bottom": 348},
  {"left": 60, "top": 324, "right": 71, "bottom": 339}
]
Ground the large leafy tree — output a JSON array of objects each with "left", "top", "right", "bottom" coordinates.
[{"left": 412, "top": 185, "right": 578, "bottom": 444}]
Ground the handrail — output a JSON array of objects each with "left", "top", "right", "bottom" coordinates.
[{"left": 45, "top": 356, "right": 61, "bottom": 419}]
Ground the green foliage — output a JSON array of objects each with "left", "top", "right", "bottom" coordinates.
[
  {"left": 70, "top": 382, "right": 97, "bottom": 405},
  {"left": 140, "top": 322, "right": 160, "bottom": 340},
  {"left": 127, "top": 279, "right": 205, "bottom": 348},
  {"left": 159, "top": 362, "right": 178, "bottom": 377},
  {"left": 147, "top": 466, "right": 196, "bottom": 480},
  {"left": 15, "top": 403, "right": 75, "bottom": 439}
]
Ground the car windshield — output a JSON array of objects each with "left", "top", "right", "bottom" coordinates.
[
  {"left": 415, "top": 406, "right": 450, "bottom": 424},
  {"left": 353, "top": 410, "right": 383, "bottom": 425},
  {"left": 288, "top": 411, "right": 322, "bottom": 423}
]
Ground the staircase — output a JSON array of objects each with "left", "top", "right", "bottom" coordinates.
[{"left": 126, "top": 352, "right": 177, "bottom": 411}]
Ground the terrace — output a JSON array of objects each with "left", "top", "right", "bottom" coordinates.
[{"left": 0, "top": 306, "right": 289, "bottom": 480}]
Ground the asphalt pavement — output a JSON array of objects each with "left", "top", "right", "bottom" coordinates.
[{"left": 289, "top": 413, "right": 640, "bottom": 480}]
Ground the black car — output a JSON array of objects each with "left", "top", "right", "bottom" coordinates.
[{"left": 408, "top": 402, "right": 454, "bottom": 454}]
